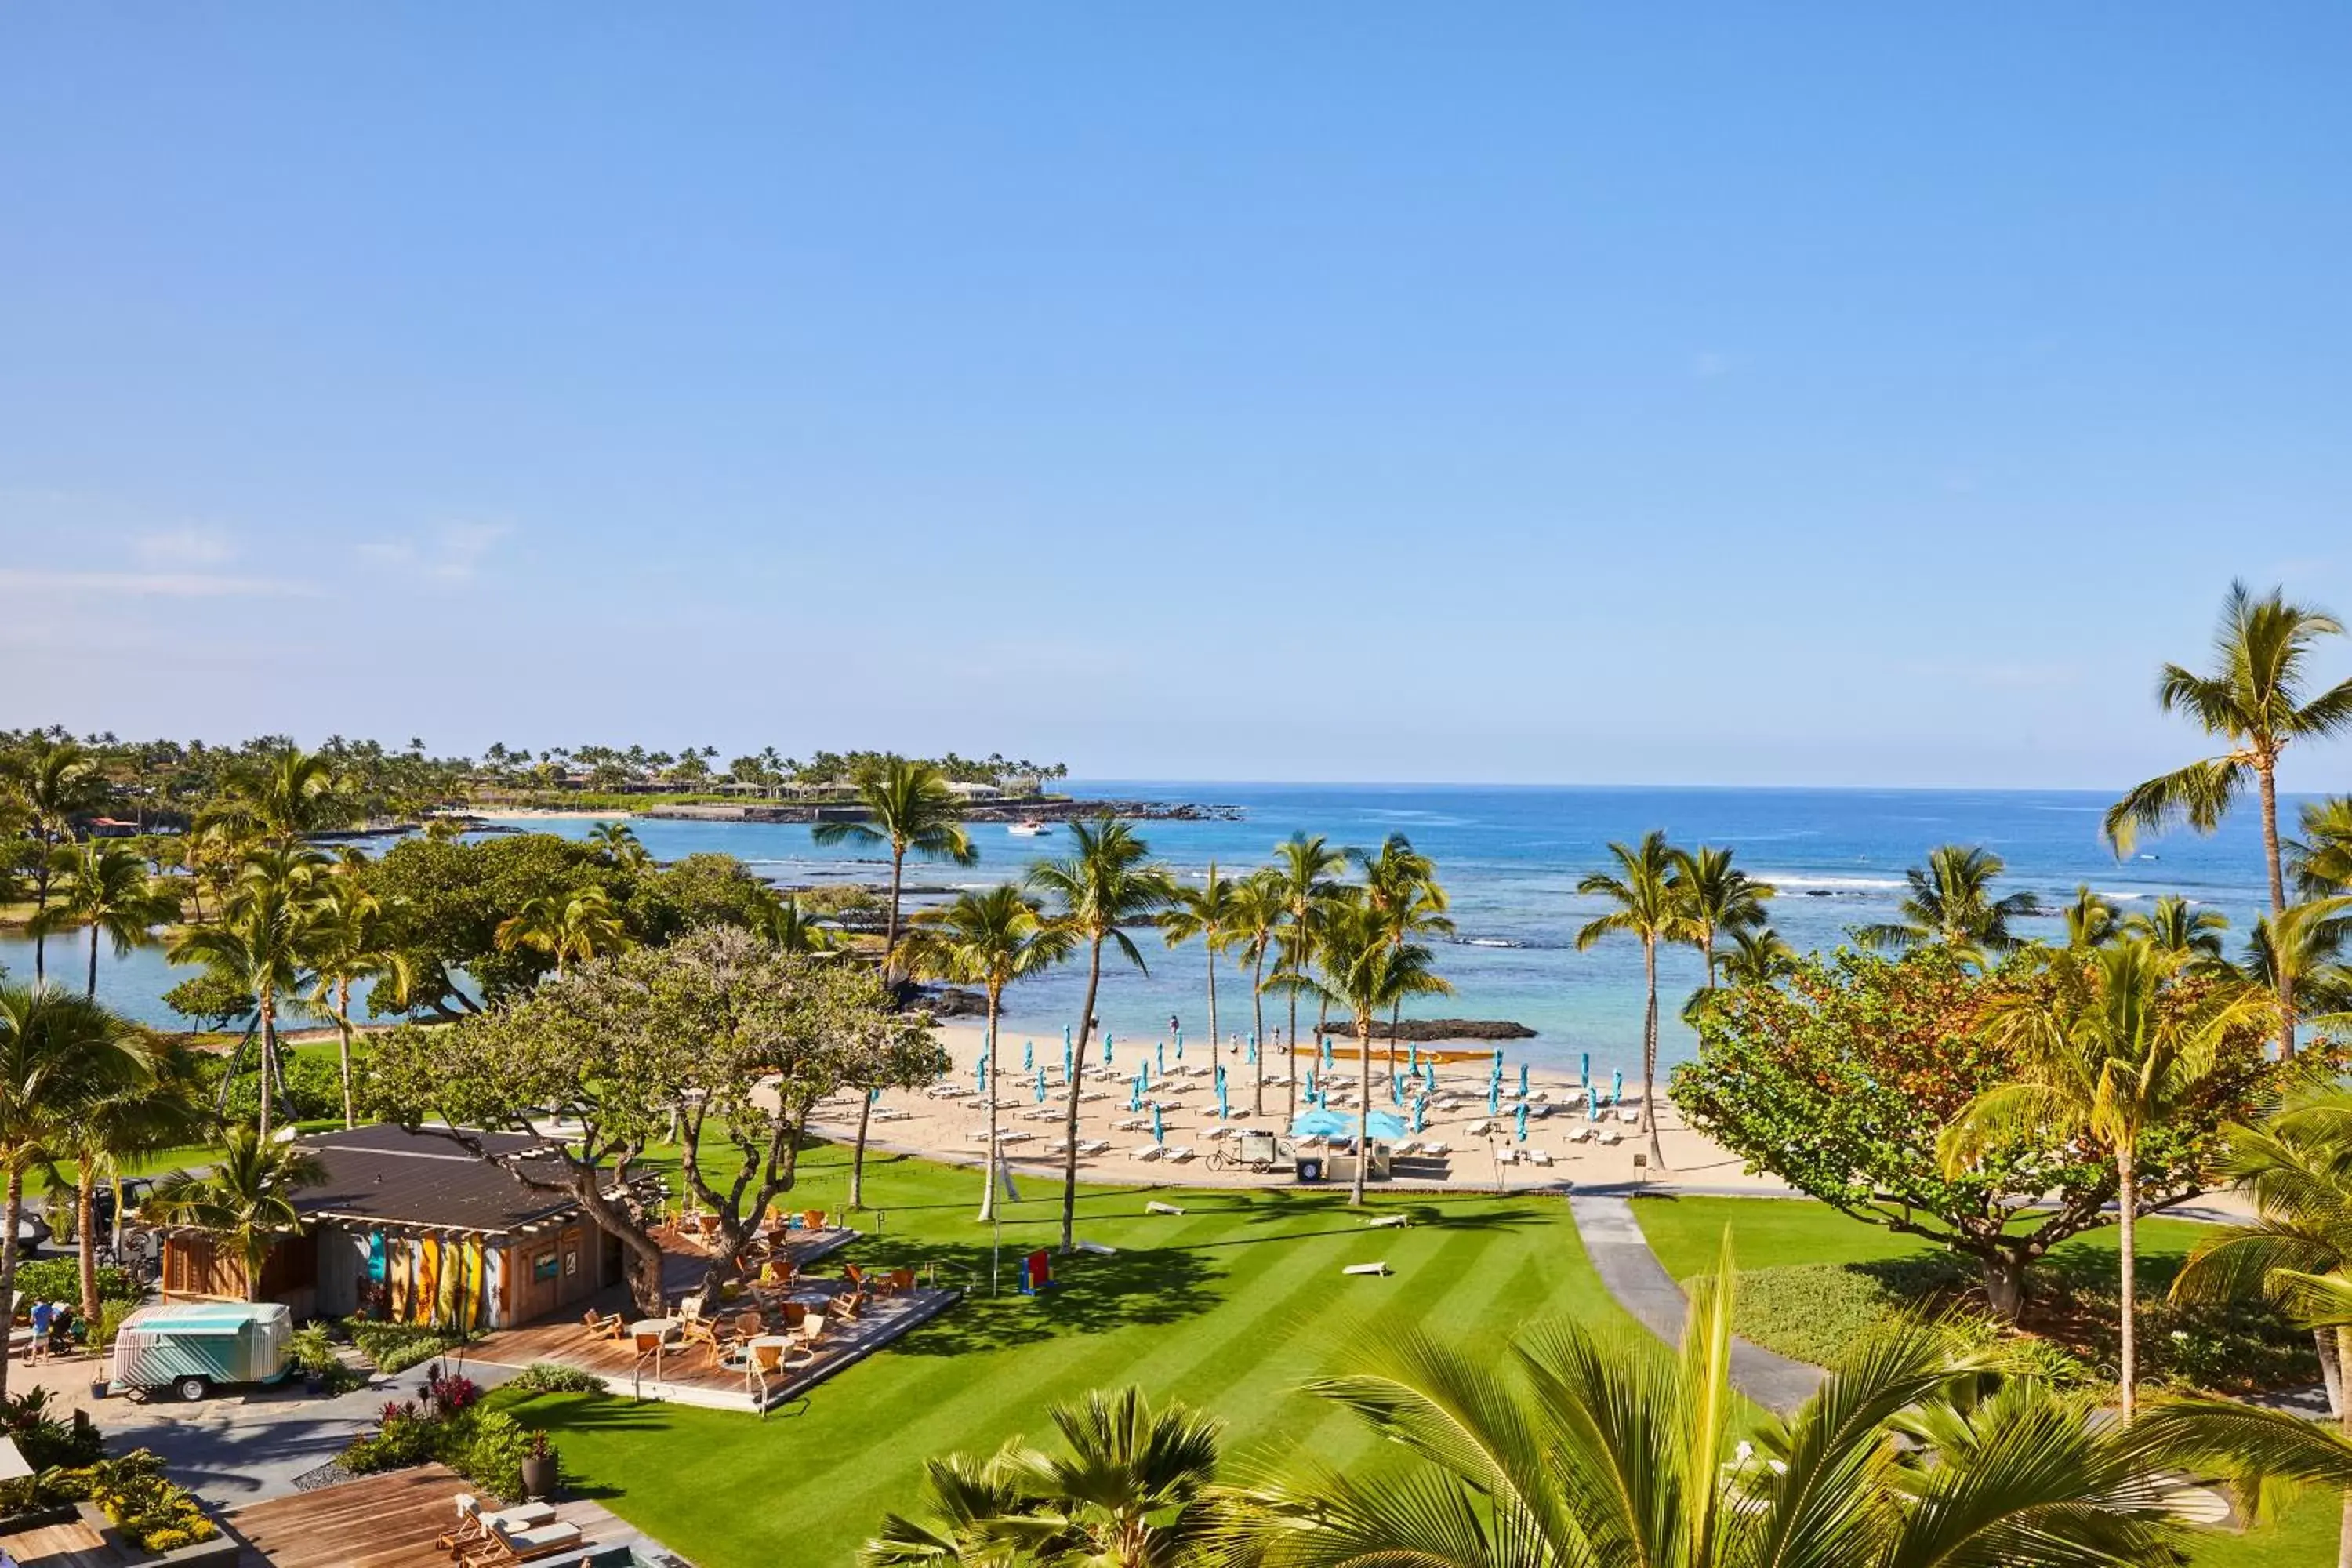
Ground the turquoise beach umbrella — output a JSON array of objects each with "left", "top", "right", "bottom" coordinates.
[
  {"left": 1065, "top": 1039, "right": 1074, "bottom": 1080},
  {"left": 1488, "top": 1079, "right": 1501, "bottom": 1116},
  {"left": 1580, "top": 1051, "right": 1591, "bottom": 1087},
  {"left": 1519, "top": 1062, "right": 1530, "bottom": 1098},
  {"left": 1129, "top": 1075, "right": 1142, "bottom": 1112},
  {"left": 1217, "top": 1080, "right": 1229, "bottom": 1118},
  {"left": 1174, "top": 1029, "right": 1184, "bottom": 1062},
  {"left": 1140, "top": 1059, "right": 1151, "bottom": 1092},
  {"left": 1035, "top": 1066, "right": 1047, "bottom": 1103},
  {"left": 1024, "top": 1040, "right": 1033, "bottom": 1071},
  {"left": 1390, "top": 1074, "right": 1403, "bottom": 1106},
  {"left": 1515, "top": 1102, "right": 1528, "bottom": 1142},
  {"left": 1152, "top": 1102, "right": 1164, "bottom": 1143},
  {"left": 1612, "top": 1068, "right": 1624, "bottom": 1105},
  {"left": 1246, "top": 1032, "right": 1257, "bottom": 1065},
  {"left": 1105, "top": 1031, "right": 1116, "bottom": 1066},
  {"left": 976, "top": 1054, "right": 987, "bottom": 1094},
  {"left": 1156, "top": 1040, "right": 1166, "bottom": 1074},
  {"left": 1321, "top": 1036, "right": 1334, "bottom": 1071},
  {"left": 1587, "top": 1086, "right": 1600, "bottom": 1121},
  {"left": 1305, "top": 1067, "right": 1318, "bottom": 1102},
  {"left": 1414, "top": 1097, "right": 1428, "bottom": 1134}
]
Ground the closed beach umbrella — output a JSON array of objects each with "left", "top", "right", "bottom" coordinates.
[
  {"left": 1140, "top": 1058, "right": 1150, "bottom": 1092},
  {"left": 1024, "top": 1040, "right": 1034, "bottom": 1072},
  {"left": 1035, "top": 1066, "right": 1047, "bottom": 1103},
  {"left": 1390, "top": 1073, "right": 1403, "bottom": 1106},
  {"left": 1129, "top": 1075, "right": 1143, "bottom": 1112},
  {"left": 1488, "top": 1078, "right": 1501, "bottom": 1116},
  {"left": 1321, "top": 1036, "right": 1334, "bottom": 1071},
  {"left": 1152, "top": 1102, "right": 1164, "bottom": 1143},
  {"left": 1515, "top": 1102, "right": 1528, "bottom": 1142},
  {"left": 1408, "top": 1043, "right": 1420, "bottom": 1075},
  {"left": 1217, "top": 1080, "right": 1230, "bottom": 1119},
  {"left": 1587, "top": 1086, "right": 1601, "bottom": 1121},
  {"left": 1104, "top": 1031, "right": 1115, "bottom": 1066},
  {"left": 1157, "top": 1040, "right": 1166, "bottom": 1074},
  {"left": 1065, "top": 1038, "right": 1074, "bottom": 1081},
  {"left": 976, "top": 1054, "right": 987, "bottom": 1094},
  {"left": 1412, "top": 1096, "right": 1427, "bottom": 1134},
  {"left": 1580, "top": 1051, "right": 1591, "bottom": 1087},
  {"left": 1305, "top": 1067, "right": 1318, "bottom": 1103},
  {"left": 1519, "top": 1062, "right": 1530, "bottom": 1099},
  {"left": 1612, "top": 1068, "right": 1624, "bottom": 1105},
  {"left": 1246, "top": 1032, "right": 1257, "bottom": 1064},
  {"left": 1174, "top": 1029, "right": 1184, "bottom": 1062}
]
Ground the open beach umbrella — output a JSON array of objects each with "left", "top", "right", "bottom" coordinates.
[
  {"left": 1487, "top": 1079, "right": 1501, "bottom": 1116},
  {"left": 1290, "top": 1107, "right": 1407, "bottom": 1142},
  {"left": 1515, "top": 1102, "right": 1528, "bottom": 1142},
  {"left": 1152, "top": 1103, "right": 1164, "bottom": 1143},
  {"left": 1519, "top": 1062, "right": 1530, "bottom": 1099},
  {"left": 1579, "top": 1051, "right": 1591, "bottom": 1087},
  {"left": 1611, "top": 1068, "right": 1624, "bottom": 1106}
]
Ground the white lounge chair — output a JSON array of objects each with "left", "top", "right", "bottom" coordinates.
[
  {"left": 1131, "top": 1145, "right": 1164, "bottom": 1162},
  {"left": 1163, "top": 1146, "right": 1196, "bottom": 1163},
  {"left": 1601, "top": 1131, "right": 1624, "bottom": 1146}
]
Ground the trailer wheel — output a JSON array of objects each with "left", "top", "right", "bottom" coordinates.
[{"left": 175, "top": 1376, "right": 209, "bottom": 1403}]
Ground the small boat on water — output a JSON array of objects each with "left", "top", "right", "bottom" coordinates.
[{"left": 1007, "top": 822, "right": 1051, "bottom": 837}]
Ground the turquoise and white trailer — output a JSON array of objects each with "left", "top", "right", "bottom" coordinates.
[{"left": 111, "top": 1302, "right": 293, "bottom": 1402}]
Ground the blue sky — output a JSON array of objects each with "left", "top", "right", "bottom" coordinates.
[{"left": 5, "top": 5, "right": 2350, "bottom": 788}]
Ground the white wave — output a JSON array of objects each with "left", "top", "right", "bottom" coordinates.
[{"left": 1752, "top": 872, "right": 1910, "bottom": 892}]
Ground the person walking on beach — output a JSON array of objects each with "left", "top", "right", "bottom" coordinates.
[
  {"left": 1168, "top": 1013, "right": 1181, "bottom": 1036},
  {"left": 26, "top": 1300, "right": 52, "bottom": 1366}
]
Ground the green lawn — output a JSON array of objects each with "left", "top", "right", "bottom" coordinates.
[
  {"left": 510, "top": 1142, "right": 1616, "bottom": 1566},
  {"left": 1631, "top": 1193, "right": 2338, "bottom": 1567}
]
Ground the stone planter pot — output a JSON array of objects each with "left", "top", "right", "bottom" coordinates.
[{"left": 520, "top": 1453, "right": 558, "bottom": 1501}]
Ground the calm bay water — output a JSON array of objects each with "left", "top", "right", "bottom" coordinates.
[{"left": 0, "top": 782, "right": 2288, "bottom": 1083}]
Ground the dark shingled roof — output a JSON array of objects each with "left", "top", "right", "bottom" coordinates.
[{"left": 289, "top": 1124, "right": 586, "bottom": 1233}]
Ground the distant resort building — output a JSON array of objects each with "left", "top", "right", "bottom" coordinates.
[{"left": 157, "top": 1124, "right": 658, "bottom": 1330}]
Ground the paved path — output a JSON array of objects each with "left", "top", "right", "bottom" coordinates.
[{"left": 1567, "top": 1193, "right": 1826, "bottom": 1414}]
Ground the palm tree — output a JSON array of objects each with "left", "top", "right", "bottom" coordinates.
[
  {"left": 811, "top": 758, "right": 979, "bottom": 982},
  {"left": 2060, "top": 884, "right": 2122, "bottom": 950},
  {"left": 2123, "top": 894, "right": 2230, "bottom": 964},
  {"left": 1224, "top": 871, "right": 1285, "bottom": 1118},
  {"left": 31, "top": 840, "right": 181, "bottom": 997},
  {"left": 2238, "top": 898, "right": 2352, "bottom": 1025},
  {"left": 167, "top": 847, "right": 330, "bottom": 1142},
  {"left": 143, "top": 1124, "right": 326, "bottom": 1301},
  {"left": 1027, "top": 815, "right": 1176, "bottom": 1253},
  {"left": 2170, "top": 1086, "right": 2352, "bottom": 1544},
  {"left": 1576, "top": 832, "right": 1688, "bottom": 1171},
  {"left": 302, "top": 880, "right": 414, "bottom": 1128},
  {"left": 1940, "top": 939, "right": 2273, "bottom": 1414},
  {"left": 1715, "top": 924, "right": 1798, "bottom": 987},
  {"left": 200, "top": 747, "right": 348, "bottom": 845},
  {"left": 0, "top": 983, "right": 151, "bottom": 1397},
  {"left": 1299, "top": 899, "right": 1454, "bottom": 1204},
  {"left": 38, "top": 1038, "right": 201, "bottom": 1322},
  {"left": 586, "top": 820, "right": 652, "bottom": 870},
  {"left": 1158, "top": 862, "right": 1240, "bottom": 1080},
  {"left": 1857, "top": 844, "right": 2043, "bottom": 964},
  {"left": 494, "top": 885, "right": 631, "bottom": 976},
  {"left": 757, "top": 891, "right": 837, "bottom": 954},
  {"left": 2107, "top": 581, "right": 2352, "bottom": 1058},
  {"left": 1219, "top": 1252, "right": 2223, "bottom": 1568},
  {"left": 865, "top": 1385, "right": 1222, "bottom": 1567},
  {"left": 1669, "top": 844, "right": 1773, "bottom": 1025},
  {"left": 2292, "top": 796, "right": 2352, "bottom": 896},
  {"left": 1351, "top": 835, "right": 1455, "bottom": 1091},
  {"left": 902, "top": 886, "right": 1074, "bottom": 1221},
  {"left": 3, "top": 739, "right": 104, "bottom": 985},
  {"left": 1268, "top": 834, "right": 1347, "bottom": 1123}
]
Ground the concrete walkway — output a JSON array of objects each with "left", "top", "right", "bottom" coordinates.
[{"left": 1568, "top": 1192, "right": 1826, "bottom": 1414}]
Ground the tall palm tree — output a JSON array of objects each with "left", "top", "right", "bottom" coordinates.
[
  {"left": 1351, "top": 835, "right": 1454, "bottom": 1091},
  {"left": 1027, "top": 815, "right": 1176, "bottom": 1253},
  {"left": 3, "top": 739, "right": 104, "bottom": 985},
  {"left": 1715, "top": 924, "right": 1798, "bottom": 987},
  {"left": 811, "top": 758, "right": 979, "bottom": 982},
  {"left": 1299, "top": 899, "right": 1454, "bottom": 1205},
  {"left": 302, "top": 880, "right": 414, "bottom": 1128},
  {"left": 1576, "top": 831, "right": 1689, "bottom": 1171},
  {"left": 1219, "top": 1251, "right": 2223, "bottom": 1568},
  {"left": 1224, "top": 871, "right": 1285, "bottom": 1119},
  {"left": 902, "top": 886, "right": 1074, "bottom": 1221},
  {"left": 2123, "top": 894, "right": 2230, "bottom": 964},
  {"left": 38, "top": 1038, "right": 201, "bottom": 1322},
  {"left": 757, "top": 891, "right": 838, "bottom": 954},
  {"left": 1940, "top": 939, "right": 2273, "bottom": 1414},
  {"left": 2292, "top": 796, "right": 2352, "bottom": 897},
  {"left": 1857, "top": 844, "right": 2043, "bottom": 964},
  {"left": 2238, "top": 898, "right": 2352, "bottom": 1026},
  {"left": 494, "top": 885, "right": 631, "bottom": 976},
  {"left": 2060, "top": 884, "right": 2122, "bottom": 950},
  {"left": 0, "top": 983, "right": 151, "bottom": 1397},
  {"left": 32, "top": 840, "right": 181, "bottom": 997},
  {"left": 1669, "top": 844, "right": 1773, "bottom": 982},
  {"left": 143, "top": 1124, "right": 326, "bottom": 1302},
  {"left": 200, "top": 747, "right": 348, "bottom": 845},
  {"left": 1159, "top": 862, "right": 1240, "bottom": 1080},
  {"left": 167, "top": 847, "right": 330, "bottom": 1142},
  {"left": 2170, "top": 1085, "right": 2352, "bottom": 1549},
  {"left": 1268, "top": 834, "right": 1347, "bottom": 1123},
  {"left": 864, "top": 1386, "right": 1223, "bottom": 1568},
  {"left": 2107, "top": 581, "right": 2352, "bottom": 1058},
  {"left": 586, "top": 820, "right": 652, "bottom": 870}
]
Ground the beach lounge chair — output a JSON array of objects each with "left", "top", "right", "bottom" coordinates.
[
  {"left": 1047, "top": 1139, "right": 1072, "bottom": 1155},
  {"left": 1528, "top": 1148, "right": 1553, "bottom": 1167},
  {"left": 1342, "top": 1261, "right": 1390, "bottom": 1277},
  {"left": 1600, "top": 1131, "right": 1623, "bottom": 1146},
  {"left": 579, "top": 1308, "right": 624, "bottom": 1341},
  {"left": 1131, "top": 1145, "right": 1164, "bottom": 1162},
  {"left": 1421, "top": 1142, "right": 1450, "bottom": 1156},
  {"left": 458, "top": 1515, "right": 584, "bottom": 1566},
  {"left": 1078, "top": 1138, "right": 1111, "bottom": 1156},
  {"left": 1146, "top": 1200, "right": 1186, "bottom": 1215},
  {"left": 1163, "top": 1145, "right": 1196, "bottom": 1163},
  {"left": 438, "top": 1494, "right": 557, "bottom": 1554}
]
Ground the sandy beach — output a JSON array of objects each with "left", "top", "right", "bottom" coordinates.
[{"left": 811, "top": 1018, "right": 1796, "bottom": 1196}]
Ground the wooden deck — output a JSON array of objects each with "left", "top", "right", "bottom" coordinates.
[
  {"left": 0, "top": 1515, "right": 115, "bottom": 1568},
  {"left": 230, "top": 1462, "right": 683, "bottom": 1567},
  {"left": 453, "top": 1225, "right": 961, "bottom": 1413}
]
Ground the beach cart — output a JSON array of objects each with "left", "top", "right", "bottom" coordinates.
[
  {"left": 111, "top": 1301, "right": 293, "bottom": 1403},
  {"left": 1208, "top": 1131, "right": 1293, "bottom": 1174}
]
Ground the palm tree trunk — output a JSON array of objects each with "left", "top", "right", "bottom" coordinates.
[
  {"left": 336, "top": 978, "right": 357, "bottom": 1129},
  {"left": 256, "top": 989, "right": 278, "bottom": 1143},
  {"left": 848, "top": 1091, "right": 875, "bottom": 1210},
  {"left": 978, "top": 989, "right": 1001, "bottom": 1223},
  {"left": 2118, "top": 1145, "right": 2138, "bottom": 1417},
  {"left": 2260, "top": 761, "right": 2297, "bottom": 1058},
  {"left": 31, "top": 862, "right": 48, "bottom": 985},
  {"left": 1060, "top": 939, "right": 1105, "bottom": 1254},
  {"left": 1205, "top": 944, "right": 1218, "bottom": 1079},
  {"left": 88, "top": 923, "right": 101, "bottom": 999},
  {"left": 2336, "top": 1323, "right": 2352, "bottom": 1568},
  {"left": 1287, "top": 987, "right": 1300, "bottom": 1125},
  {"left": 1388, "top": 999, "right": 1403, "bottom": 1092},
  {"left": 1250, "top": 949, "right": 1267, "bottom": 1116},
  {"left": 77, "top": 1166, "right": 101, "bottom": 1321},
  {"left": 1352, "top": 1016, "right": 1372, "bottom": 1206},
  {"left": 1642, "top": 937, "right": 1665, "bottom": 1172},
  {"left": 0, "top": 1167, "right": 21, "bottom": 1399},
  {"left": 884, "top": 846, "right": 906, "bottom": 985}
]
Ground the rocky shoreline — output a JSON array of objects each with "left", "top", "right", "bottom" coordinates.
[{"left": 641, "top": 797, "right": 1243, "bottom": 825}]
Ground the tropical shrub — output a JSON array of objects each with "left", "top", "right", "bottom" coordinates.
[
  {"left": 46, "top": 1450, "right": 216, "bottom": 1552},
  {"left": 336, "top": 1396, "right": 552, "bottom": 1501},
  {"left": 506, "top": 1361, "right": 607, "bottom": 1395},
  {"left": 0, "top": 1388, "right": 103, "bottom": 1470},
  {"left": 343, "top": 1317, "right": 466, "bottom": 1374},
  {"left": 339, "top": 1401, "right": 439, "bottom": 1474},
  {"left": 9, "top": 1258, "right": 138, "bottom": 1308},
  {"left": 286, "top": 1323, "right": 363, "bottom": 1395}
]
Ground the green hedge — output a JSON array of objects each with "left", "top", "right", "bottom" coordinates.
[
  {"left": 343, "top": 1319, "right": 468, "bottom": 1375},
  {"left": 9, "top": 1259, "right": 140, "bottom": 1308}
]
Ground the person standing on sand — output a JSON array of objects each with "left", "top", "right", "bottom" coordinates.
[
  {"left": 1169, "top": 1013, "right": 1181, "bottom": 1036},
  {"left": 26, "top": 1301, "right": 52, "bottom": 1365}
]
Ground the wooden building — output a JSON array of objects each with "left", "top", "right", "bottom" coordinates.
[{"left": 160, "top": 1125, "right": 652, "bottom": 1330}]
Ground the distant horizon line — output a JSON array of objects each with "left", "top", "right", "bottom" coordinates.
[{"left": 1065, "top": 778, "right": 2336, "bottom": 800}]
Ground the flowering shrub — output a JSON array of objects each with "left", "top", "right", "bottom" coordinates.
[
  {"left": 425, "top": 1361, "right": 481, "bottom": 1414},
  {"left": 46, "top": 1450, "right": 216, "bottom": 1551}
]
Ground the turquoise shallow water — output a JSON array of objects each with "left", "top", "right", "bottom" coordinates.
[{"left": 0, "top": 782, "right": 2288, "bottom": 1084}]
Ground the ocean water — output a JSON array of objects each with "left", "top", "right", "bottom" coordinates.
[{"left": 0, "top": 782, "right": 2288, "bottom": 1084}]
